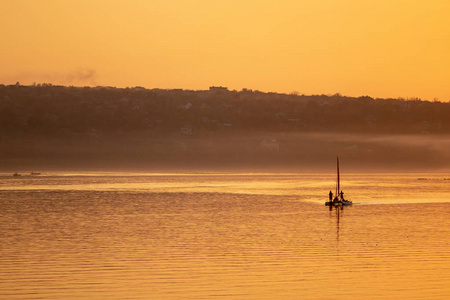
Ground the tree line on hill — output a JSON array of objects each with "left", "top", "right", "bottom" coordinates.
[
  {"left": 1, "top": 83, "right": 449, "bottom": 139},
  {"left": 1, "top": 84, "right": 449, "bottom": 170}
]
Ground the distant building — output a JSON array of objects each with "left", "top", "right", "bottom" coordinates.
[
  {"left": 181, "top": 125, "right": 195, "bottom": 136},
  {"left": 261, "top": 139, "right": 279, "bottom": 152},
  {"left": 209, "top": 86, "right": 228, "bottom": 92}
]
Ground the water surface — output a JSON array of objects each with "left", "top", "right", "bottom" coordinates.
[{"left": 1, "top": 173, "right": 449, "bottom": 299}]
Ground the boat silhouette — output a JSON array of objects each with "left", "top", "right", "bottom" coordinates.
[{"left": 325, "top": 156, "right": 352, "bottom": 207}]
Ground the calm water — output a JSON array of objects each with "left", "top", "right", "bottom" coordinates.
[{"left": 0, "top": 173, "right": 449, "bottom": 299}]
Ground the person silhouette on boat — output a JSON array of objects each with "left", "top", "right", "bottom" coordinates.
[
  {"left": 329, "top": 191, "right": 333, "bottom": 201},
  {"left": 340, "top": 190, "right": 344, "bottom": 200}
]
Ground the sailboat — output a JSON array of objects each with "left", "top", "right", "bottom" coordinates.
[{"left": 325, "top": 156, "right": 352, "bottom": 206}]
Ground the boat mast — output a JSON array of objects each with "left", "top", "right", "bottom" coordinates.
[{"left": 336, "top": 156, "right": 340, "bottom": 199}]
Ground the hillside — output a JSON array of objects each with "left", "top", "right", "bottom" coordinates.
[{"left": 1, "top": 84, "right": 450, "bottom": 171}]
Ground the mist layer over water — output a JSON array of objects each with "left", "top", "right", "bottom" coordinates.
[{"left": 1, "top": 173, "right": 449, "bottom": 299}]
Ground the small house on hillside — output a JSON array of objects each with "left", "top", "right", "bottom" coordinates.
[
  {"left": 181, "top": 125, "right": 195, "bottom": 136},
  {"left": 261, "top": 139, "right": 279, "bottom": 152},
  {"left": 209, "top": 86, "right": 228, "bottom": 92}
]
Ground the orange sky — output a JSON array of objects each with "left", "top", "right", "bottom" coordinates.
[{"left": 1, "top": 0, "right": 449, "bottom": 101}]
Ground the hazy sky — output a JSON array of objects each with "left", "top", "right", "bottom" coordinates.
[{"left": 1, "top": 0, "right": 449, "bottom": 101}]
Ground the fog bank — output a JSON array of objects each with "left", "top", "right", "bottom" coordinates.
[{"left": 2, "top": 132, "right": 449, "bottom": 173}]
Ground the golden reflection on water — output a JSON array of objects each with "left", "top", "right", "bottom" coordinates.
[{"left": 0, "top": 173, "right": 449, "bottom": 299}]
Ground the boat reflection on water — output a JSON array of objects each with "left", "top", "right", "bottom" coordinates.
[{"left": 329, "top": 205, "right": 345, "bottom": 241}]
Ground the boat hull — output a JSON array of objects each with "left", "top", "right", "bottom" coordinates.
[{"left": 325, "top": 201, "right": 352, "bottom": 206}]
